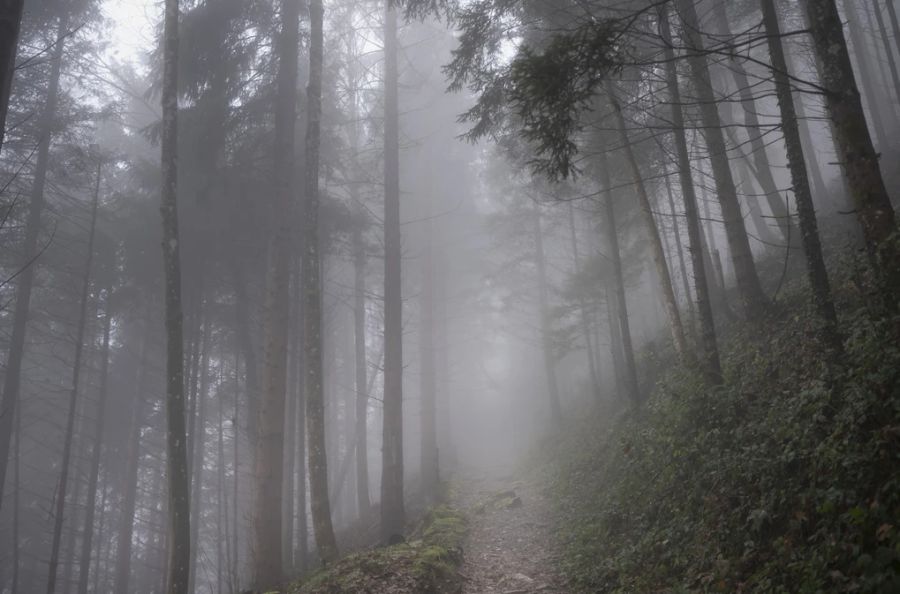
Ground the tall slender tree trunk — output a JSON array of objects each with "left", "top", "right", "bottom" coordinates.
[
  {"left": 532, "top": 206, "right": 563, "bottom": 423},
  {"left": 46, "top": 157, "right": 102, "bottom": 594},
  {"left": 114, "top": 315, "right": 150, "bottom": 594},
  {"left": 607, "top": 86, "right": 690, "bottom": 363},
  {"left": 762, "top": 0, "right": 842, "bottom": 351},
  {"left": 885, "top": 0, "right": 900, "bottom": 59},
  {"left": 352, "top": 222, "right": 371, "bottom": 518},
  {"left": 11, "top": 376, "right": 21, "bottom": 593},
  {"left": 0, "top": 13, "right": 68, "bottom": 511},
  {"left": 659, "top": 6, "right": 722, "bottom": 382},
  {"left": 710, "top": 2, "right": 795, "bottom": 243},
  {"left": 804, "top": 0, "right": 900, "bottom": 300},
  {"left": 381, "top": 3, "right": 406, "bottom": 541},
  {"left": 597, "top": 151, "right": 640, "bottom": 402},
  {"left": 419, "top": 219, "right": 439, "bottom": 500},
  {"left": 567, "top": 203, "right": 601, "bottom": 399},
  {"left": 844, "top": 0, "right": 889, "bottom": 147},
  {"left": 303, "top": 0, "right": 339, "bottom": 563},
  {"left": 869, "top": 0, "right": 900, "bottom": 107},
  {"left": 0, "top": 0, "right": 25, "bottom": 151},
  {"left": 676, "top": 0, "right": 768, "bottom": 318},
  {"left": 161, "top": 0, "right": 190, "bottom": 588},
  {"left": 252, "top": 0, "right": 302, "bottom": 584},
  {"left": 662, "top": 169, "right": 696, "bottom": 318},
  {"left": 188, "top": 314, "right": 210, "bottom": 593}
]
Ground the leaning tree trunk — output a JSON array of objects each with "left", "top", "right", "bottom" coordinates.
[
  {"left": 160, "top": 0, "right": 191, "bottom": 589},
  {"left": 381, "top": 3, "right": 406, "bottom": 542},
  {"left": 46, "top": 157, "right": 102, "bottom": 594},
  {"left": 303, "top": 0, "right": 339, "bottom": 563},
  {"left": 607, "top": 86, "right": 691, "bottom": 364},
  {"left": 804, "top": 0, "right": 900, "bottom": 302},
  {"left": 597, "top": 150, "right": 640, "bottom": 402},
  {"left": 675, "top": 0, "right": 769, "bottom": 318},
  {"left": 0, "top": 0, "right": 25, "bottom": 151},
  {"left": 761, "top": 0, "right": 842, "bottom": 352},
  {"left": 710, "top": 2, "right": 795, "bottom": 243},
  {"left": 658, "top": 5, "right": 722, "bottom": 382},
  {"left": 0, "top": 13, "right": 68, "bottom": 511},
  {"left": 844, "top": 0, "right": 889, "bottom": 148},
  {"left": 869, "top": 0, "right": 900, "bottom": 109}
]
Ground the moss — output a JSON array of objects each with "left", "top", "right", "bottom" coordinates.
[{"left": 291, "top": 503, "right": 468, "bottom": 594}]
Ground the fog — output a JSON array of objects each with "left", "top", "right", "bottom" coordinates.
[{"left": 0, "top": 0, "right": 898, "bottom": 592}]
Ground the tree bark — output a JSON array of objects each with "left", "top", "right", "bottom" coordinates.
[
  {"left": 352, "top": 222, "right": 371, "bottom": 518},
  {"left": 303, "top": 0, "right": 339, "bottom": 563},
  {"left": 532, "top": 205, "right": 564, "bottom": 422},
  {"left": 710, "top": 2, "right": 796, "bottom": 243},
  {"left": 567, "top": 202, "right": 602, "bottom": 400},
  {"left": 804, "top": 0, "right": 900, "bottom": 300},
  {"left": 659, "top": 6, "right": 722, "bottom": 382},
  {"left": 188, "top": 313, "right": 210, "bottom": 593},
  {"left": 597, "top": 151, "right": 640, "bottom": 402},
  {"left": 161, "top": 0, "right": 191, "bottom": 588},
  {"left": 252, "top": 0, "right": 302, "bottom": 584},
  {"left": 46, "top": 156, "right": 102, "bottom": 594},
  {"left": 419, "top": 219, "right": 439, "bottom": 500},
  {"left": 113, "top": 314, "right": 150, "bottom": 594},
  {"left": 0, "top": 0, "right": 25, "bottom": 151},
  {"left": 0, "top": 13, "right": 68, "bottom": 511},
  {"left": 607, "top": 86, "right": 691, "bottom": 364},
  {"left": 762, "top": 0, "right": 842, "bottom": 351},
  {"left": 675, "top": 0, "right": 769, "bottom": 318},
  {"left": 381, "top": 3, "right": 406, "bottom": 542}
]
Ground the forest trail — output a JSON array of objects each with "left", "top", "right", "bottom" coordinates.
[{"left": 456, "top": 470, "right": 568, "bottom": 593}]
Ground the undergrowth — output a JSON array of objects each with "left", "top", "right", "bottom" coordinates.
[
  {"left": 548, "top": 264, "right": 900, "bottom": 592},
  {"left": 290, "top": 504, "right": 468, "bottom": 594}
]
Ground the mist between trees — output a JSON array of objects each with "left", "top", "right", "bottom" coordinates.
[{"left": 0, "top": 0, "right": 898, "bottom": 592}]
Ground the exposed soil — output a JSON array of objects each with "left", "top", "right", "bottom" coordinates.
[{"left": 456, "top": 471, "right": 568, "bottom": 593}]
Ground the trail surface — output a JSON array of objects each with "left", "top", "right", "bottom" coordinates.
[{"left": 456, "top": 470, "right": 568, "bottom": 593}]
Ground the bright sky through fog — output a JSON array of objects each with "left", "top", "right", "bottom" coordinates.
[{"left": 102, "top": 0, "right": 158, "bottom": 68}]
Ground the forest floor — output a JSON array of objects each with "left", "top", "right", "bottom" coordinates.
[{"left": 455, "top": 468, "right": 568, "bottom": 594}]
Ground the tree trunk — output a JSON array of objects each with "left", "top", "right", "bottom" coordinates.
[
  {"left": 252, "top": 0, "right": 302, "bottom": 584},
  {"left": 885, "top": 0, "right": 900, "bottom": 60},
  {"left": 804, "top": 0, "right": 900, "bottom": 300},
  {"left": 381, "top": 3, "right": 406, "bottom": 542},
  {"left": 352, "top": 222, "right": 371, "bottom": 518},
  {"left": 0, "top": 0, "right": 25, "bottom": 151},
  {"left": 0, "top": 13, "right": 68, "bottom": 511},
  {"left": 46, "top": 157, "right": 102, "bottom": 594},
  {"left": 658, "top": 6, "right": 722, "bottom": 382},
  {"left": 710, "top": 1, "right": 795, "bottom": 243},
  {"left": 419, "top": 219, "right": 439, "bottom": 500},
  {"left": 113, "top": 315, "right": 150, "bottom": 594},
  {"left": 762, "top": 0, "right": 842, "bottom": 352},
  {"left": 607, "top": 86, "right": 691, "bottom": 364},
  {"left": 567, "top": 203, "right": 602, "bottom": 400},
  {"left": 869, "top": 0, "right": 900, "bottom": 109},
  {"left": 597, "top": 151, "right": 640, "bottom": 402},
  {"left": 188, "top": 314, "right": 210, "bottom": 593},
  {"left": 303, "top": 0, "right": 339, "bottom": 563},
  {"left": 844, "top": 0, "right": 889, "bottom": 147},
  {"left": 161, "top": 0, "right": 191, "bottom": 588},
  {"left": 532, "top": 206, "right": 564, "bottom": 423},
  {"left": 675, "top": 0, "right": 768, "bottom": 318}
]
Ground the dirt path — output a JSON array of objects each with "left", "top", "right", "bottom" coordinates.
[{"left": 456, "top": 470, "right": 569, "bottom": 593}]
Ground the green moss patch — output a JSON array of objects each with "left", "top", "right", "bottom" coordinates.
[{"left": 290, "top": 504, "right": 468, "bottom": 594}]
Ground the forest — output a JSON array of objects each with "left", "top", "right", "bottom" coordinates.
[{"left": 0, "top": 0, "right": 898, "bottom": 592}]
